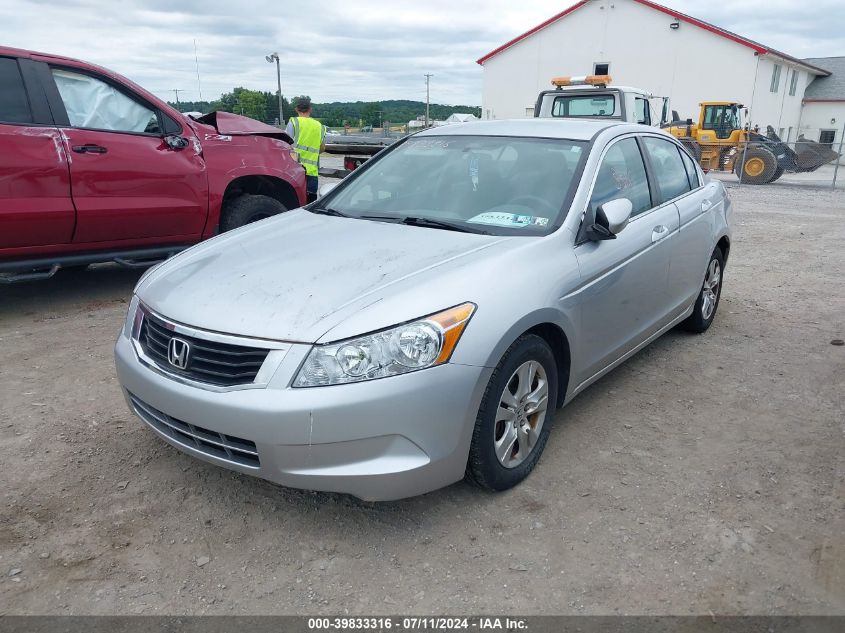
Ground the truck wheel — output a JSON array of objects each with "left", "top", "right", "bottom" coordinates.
[
  {"left": 679, "top": 137, "right": 701, "bottom": 162},
  {"left": 220, "top": 194, "right": 287, "bottom": 232},
  {"left": 768, "top": 166, "right": 784, "bottom": 183},
  {"left": 735, "top": 146, "right": 778, "bottom": 185}
]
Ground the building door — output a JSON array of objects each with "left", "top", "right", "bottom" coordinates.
[{"left": 819, "top": 130, "right": 836, "bottom": 147}]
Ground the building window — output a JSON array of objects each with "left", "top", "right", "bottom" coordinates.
[
  {"left": 593, "top": 62, "right": 610, "bottom": 76},
  {"left": 770, "top": 64, "right": 781, "bottom": 93},
  {"left": 788, "top": 70, "right": 799, "bottom": 96},
  {"left": 819, "top": 129, "right": 836, "bottom": 147}
]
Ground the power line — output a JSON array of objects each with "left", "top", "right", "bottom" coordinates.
[{"left": 194, "top": 39, "right": 203, "bottom": 101}]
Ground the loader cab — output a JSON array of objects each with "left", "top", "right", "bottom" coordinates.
[{"left": 699, "top": 103, "right": 743, "bottom": 140}]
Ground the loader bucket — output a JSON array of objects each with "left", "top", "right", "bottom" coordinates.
[{"left": 793, "top": 137, "right": 841, "bottom": 172}]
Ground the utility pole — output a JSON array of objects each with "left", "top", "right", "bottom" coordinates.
[
  {"left": 266, "top": 52, "right": 283, "bottom": 126},
  {"left": 172, "top": 89, "right": 183, "bottom": 109},
  {"left": 424, "top": 73, "right": 433, "bottom": 127}
]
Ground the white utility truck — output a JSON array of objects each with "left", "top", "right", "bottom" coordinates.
[{"left": 534, "top": 75, "right": 671, "bottom": 127}]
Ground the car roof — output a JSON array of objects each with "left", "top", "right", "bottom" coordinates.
[{"left": 417, "top": 118, "right": 628, "bottom": 141}]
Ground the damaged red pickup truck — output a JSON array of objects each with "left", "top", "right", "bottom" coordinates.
[{"left": 0, "top": 46, "right": 306, "bottom": 281}]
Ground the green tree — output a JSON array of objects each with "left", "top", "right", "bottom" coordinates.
[{"left": 360, "top": 102, "right": 382, "bottom": 127}]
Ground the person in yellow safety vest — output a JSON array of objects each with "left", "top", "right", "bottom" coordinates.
[{"left": 285, "top": 97, "right": 327, "bottom": 203}]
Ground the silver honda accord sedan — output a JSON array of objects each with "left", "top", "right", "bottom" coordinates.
[{"left": 115, "top": 119, "right": 732, "bottom": 500}]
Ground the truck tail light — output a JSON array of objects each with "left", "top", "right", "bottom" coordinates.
[
  {"left": 290, "top": 151, "right": 300, "bottom": 163},
  {"left": 344, "top": 156, "right": 366, "bottom": 171}
]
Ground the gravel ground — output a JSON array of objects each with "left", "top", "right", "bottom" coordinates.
[{"left": 0, "top": 183, "right": 843, "bottom": 616}]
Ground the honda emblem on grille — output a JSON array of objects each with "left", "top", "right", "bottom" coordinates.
[{"left": 167, "top": 337, "right": 191, "bottom": 370}]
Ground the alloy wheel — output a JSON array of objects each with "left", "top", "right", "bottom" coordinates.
[
  {"left": 494, "top": 360, "right": 549, "bottom": 469},
  {"left": 701, "top": 258, "right": 721, "bottom": 320}
]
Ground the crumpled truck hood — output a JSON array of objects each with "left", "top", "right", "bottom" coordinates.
[
  {"left": 135, "top": 210, "right": 511, "bottom": 343},
  {"left": 193, "top": 111, "right": 293, "bottom": 143}
]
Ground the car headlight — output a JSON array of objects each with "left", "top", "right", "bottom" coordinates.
[{"left": 293, "top": 303, "right": 476, "bottom": 387}]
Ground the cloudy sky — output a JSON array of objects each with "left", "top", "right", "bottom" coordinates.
[{"left": 5, "top": 0, "right": 844, "bottom": 105}]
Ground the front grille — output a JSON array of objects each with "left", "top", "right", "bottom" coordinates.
[
  {"left": 139, "top": 312, "right": 270, "bottom": 387},
  {"left": 129, "top": 393, "right": 260, "bottom": 468}
]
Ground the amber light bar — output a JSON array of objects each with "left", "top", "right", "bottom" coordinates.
[{"left": 551, "top": 74, "right": 612, "bottom": 87}]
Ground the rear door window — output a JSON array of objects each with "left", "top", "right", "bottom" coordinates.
[
  {"left": 590, "top": 137, "right": 652, "bottom": 217},
  {"left": 50, "top": 68, "right": 160, "bottom": 134},
  {"left": 0, "top": 57, "right": 33, "bottom": 124},
  {"left": 642, "top": 136, "right": 692, "bottom": 203}
]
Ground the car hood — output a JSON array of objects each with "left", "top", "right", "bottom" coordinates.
[
  {"left": 136, "top": 210, "right": 512, "bottom": 343},
  {"left": 192, "top": 111, "right": 293, "bottom": 143}
]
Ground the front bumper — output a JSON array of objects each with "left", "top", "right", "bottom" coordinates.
[{"left": 114, "top": 333, "right": 491, "bottom": 501}]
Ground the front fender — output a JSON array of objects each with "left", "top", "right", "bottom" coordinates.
[{"left": 201, "top": 136, "right": 307, "bottom": 235}]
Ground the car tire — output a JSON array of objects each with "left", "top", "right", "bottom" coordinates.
[
  {"left": 681, "top": 247, "right": 725, "bottom": 333},
  {"left": 220, "top": 194, "right": 287, "bottom": 232},
  {"left": 466, "top": 334, "right": 558, "bottom": 492}
]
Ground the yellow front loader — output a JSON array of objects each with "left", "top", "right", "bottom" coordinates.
[{"left": 665, "top": 102, "right": 839, "bottom": 184}]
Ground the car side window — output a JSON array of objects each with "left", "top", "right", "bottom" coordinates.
[
  {"left": 0, "top": 57, "right": 33, "bottom": 124},
  {"left": 642, "top": 136, "right": 691, "bottom": 203},
  {"left": 51, "top": 68, "right": 161, "bottom": 134},
  {"left": 590, "top": 137, "right": 652, "bottom": 218},
  {"left": 679, "top": 148, "right": 701, "bottom": 189}
]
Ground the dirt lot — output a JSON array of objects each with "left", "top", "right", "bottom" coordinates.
[{"left": 1, "top": 183, "right": 843, "bottom": 616}]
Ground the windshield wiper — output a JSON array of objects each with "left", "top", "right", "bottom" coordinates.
[
  {"left": 359, "top": 214, "right": 489, "bottom": 235},
  {"left": 308, "top": 205, "right": 348, "bottom": 218}
]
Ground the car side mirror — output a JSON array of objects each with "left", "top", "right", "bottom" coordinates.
[
  {"left": 318, "top": 182, "right": 339, "bottom": 198},
  {"left": 164, "top": 135, "right": 189, "bottom": 150},
  {"left": 586, "top": 198, "right": 633, "bottom": 241}
]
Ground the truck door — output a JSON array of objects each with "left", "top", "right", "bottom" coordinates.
[
  {"left": 0, "top": 56, "right": 74, "bottom": 250},
  {"left": 46, "top": 66, "right": 208, "bottom": 244}
]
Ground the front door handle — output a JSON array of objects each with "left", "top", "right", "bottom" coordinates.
[
  {"left": 651, "top": 225, "right": 669, "bottom": 243},
  {"left": 71, "top": 144, "right": 108, "bottom": 154}
]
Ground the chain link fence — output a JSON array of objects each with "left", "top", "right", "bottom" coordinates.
[{"left": 670, "top": 111, "right": 844, "bottom": 191}]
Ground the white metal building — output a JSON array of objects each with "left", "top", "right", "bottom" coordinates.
[
  {"left": 799, "top": 57, "right": 845, "bottom": 153},
  {"left": 477, "top": 0, "right": 841, "bottom": 145}
]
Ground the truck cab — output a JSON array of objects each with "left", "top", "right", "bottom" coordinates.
[
  {"left": 534, "top": 75, "right": 670, "bottom": 127},
  {"left": 0, "top": 46, "right": 306, "bottom": 282}
]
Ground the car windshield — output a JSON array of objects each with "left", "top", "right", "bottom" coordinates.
[{"left": 322, "top": 135, "right": 587, "bottom": 236}]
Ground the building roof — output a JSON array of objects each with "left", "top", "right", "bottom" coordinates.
[
  {"left": 476, "top": 0, "right": 831, "bottom": 77},
  {"left": 802, "top": 57, "right": 845, "bottom": 101}
]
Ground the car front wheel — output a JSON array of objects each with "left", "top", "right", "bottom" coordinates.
[
  {"left": 466, "top": 334, "right": 558, "bottom": 491},
  {"left": 682, "top": 247, "right": 725, "bottom": 333}
]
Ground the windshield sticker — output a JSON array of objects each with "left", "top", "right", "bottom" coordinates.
[
  {"left": 408, "top": 138, "right": 450, "bottom": 150},
  {"left": 467, "top": 212, "right": 549, "bottom": 228}
]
